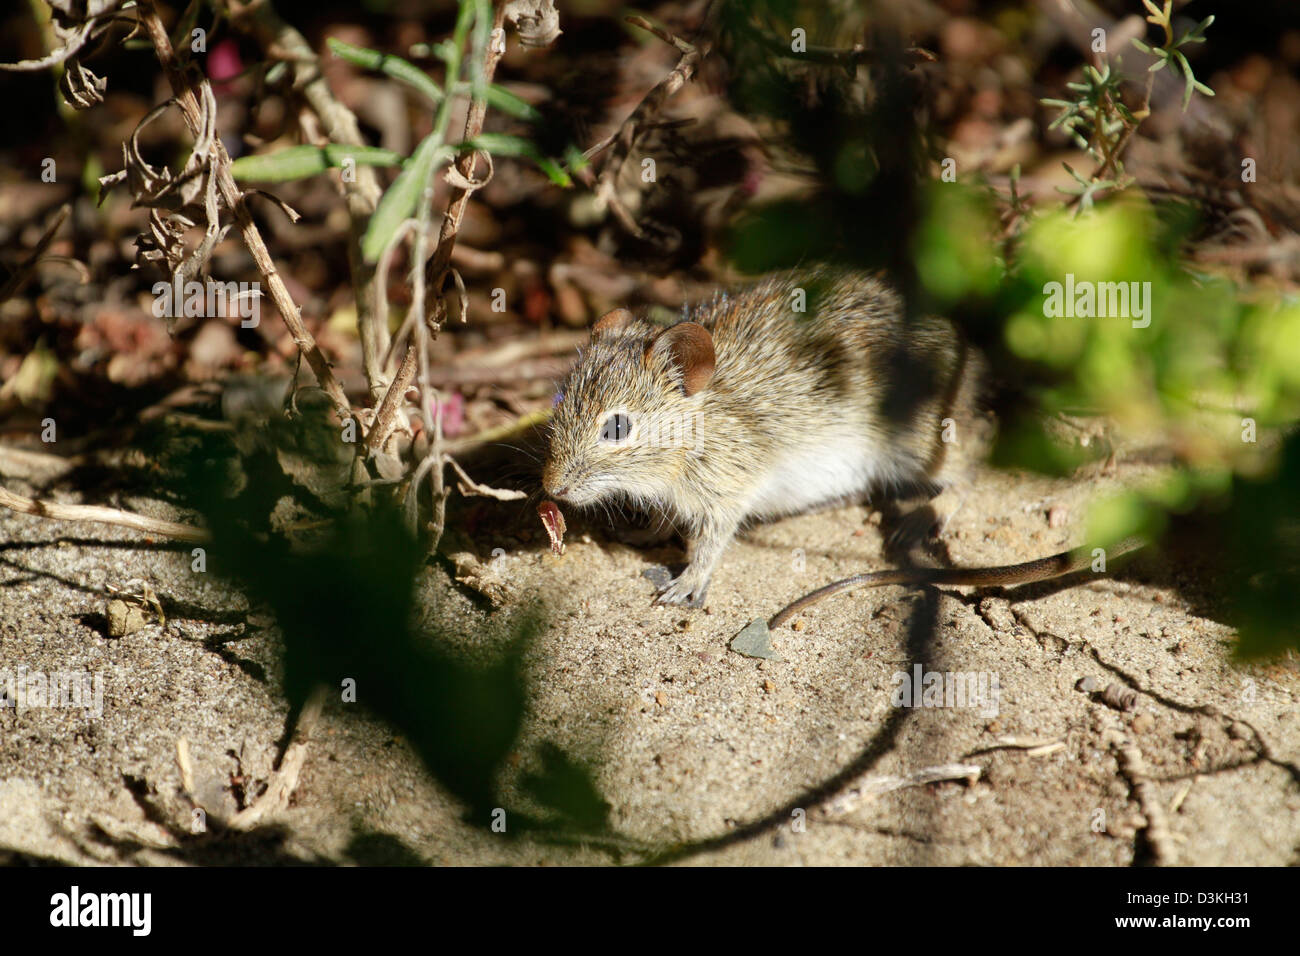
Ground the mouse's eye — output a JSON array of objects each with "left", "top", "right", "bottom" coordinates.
[
  {"left": 600, "top": 412, "right": 632, "bottom": 444},
  {"left": 552, "top": 391, "right": 564, "bottom": 407}
]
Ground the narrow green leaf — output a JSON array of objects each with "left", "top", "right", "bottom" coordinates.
[
  {"left": 532, "top": 157, "right": 571, "bottom": 187},
  {"left": 1181, "top": 14, "right": 1215, "bottom": 44},
  {"left": 361, "top": 133, "right": 450, "bottom": 263},
  {"left": 1061, "top": 161, "right": 1089, "bottom": 187},
  {"left": 463, "top": 133, "right": 571, "bottom": 186},
  {"left": 480, "top": 84, "right": 542, "bottom": 122},
  {"left": 328, "top": 38, "right": 444, "bottom": 106},
  {"left": 562, "top": 143, "right": 590, "bottom": 176},
  {"left": 1172, "top": 50, "right": 1196, "bottom": 110},
  {"left": 230, "top": 144, "right": 406, "bottom": 182}
]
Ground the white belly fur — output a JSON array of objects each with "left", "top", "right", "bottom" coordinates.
[{"left": 745, "top": 435, "right": 915, "bottom": 520}]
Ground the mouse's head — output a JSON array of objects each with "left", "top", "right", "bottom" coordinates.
[{"left": 543, "top": 308, "right": 716, "bottom": 509}]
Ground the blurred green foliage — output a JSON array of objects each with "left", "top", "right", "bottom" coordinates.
[{"left": 719, "top": 0, "right": 1300, "bottom": 658}]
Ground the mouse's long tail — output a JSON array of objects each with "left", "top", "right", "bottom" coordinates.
[{"left": 767, "top": 536, "right": 1147, "bottom": 629}]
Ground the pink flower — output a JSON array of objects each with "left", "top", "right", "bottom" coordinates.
[{"left": 208, "top": 39, "right": 243, "bottom": 96}]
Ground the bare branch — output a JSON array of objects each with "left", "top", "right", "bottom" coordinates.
[
  {"left": 134, "top": 0, "right": 355, "bottom": 428},
  {"left": 0, "top": 484, "right": 208, "bottom": 543}
]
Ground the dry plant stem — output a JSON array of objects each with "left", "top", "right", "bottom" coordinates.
[
  {"left": 221, "top": 0, "right": 387, "bottom": 400},
  {"left": 410, "top": 189, "right": 449, "bottom": 548},
  {"left": 441, "top": 407, "right": 549, "bottom": 456},
  {"left": 1092, "top": 70, "right": 1154, "bottom": 186},
  {"left": 753, "top": 28, "right": 936, "bottom": 67},
  {"left": 175, "top": 737, "right": 195, "bottom": 795},
  {"left": 420, "top": 355, "right": 570, "bottom": 387},
  {"left": 375, "top": 219, "right": 420, "bottom": 371},
  {"left": 592, "top": 17, "right": 708, "bottom": 237},
  {"left": 0, "top": 445, "right": 81, "bottom": 479},
  {"left": 446, "top": 454, "right": 527, "bottom": 500},
  {"left": 400, "top": 327, "right": 583, "bottom": 390},
  {"left": 365, "top": 1, "right": 509, "bottom": 457},
  {"left": 228, "top": 686, "right": 327, "bottom": 830},
  {"left": 135, "top": 0, "right": 353, "bottom": 428},
  {"left": 1115, "top": 734, "right": 1177, "bottom": 865},
  {"left": 0, "top": 203, "right": 70, "bottom": 302},
  {"left": 819, "top": 763, "right": 981, "bottom": 818},
  {"left": 0, "top": 484, "right": 209, "bottom": 543}
]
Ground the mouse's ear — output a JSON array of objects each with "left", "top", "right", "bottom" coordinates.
[
  {"left": 592, "top": 308, "right": 635, "bottom": 338},
  {"left": 647, "top": 322, "right": 715, "bottom": 396}
]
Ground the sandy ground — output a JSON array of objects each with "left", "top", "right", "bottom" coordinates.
[{"left": 1, "top": 445, "right": 1298, "bottom": 866}]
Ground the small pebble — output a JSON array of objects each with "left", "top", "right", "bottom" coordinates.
[
  {"left": 1101, "top": 683, "right": 1138, "bottom": 712},
  {"left": 1075, "top": 676, "right": 1099, "bottom": 693}
]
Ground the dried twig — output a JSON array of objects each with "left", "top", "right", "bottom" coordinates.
[
  {"left": 175, "top": 737, "right": 196, "bottom": 795},
  {"left": 416, "top": 329, "right": 585, "bottom": 387},
  {"left": 134, "top": 0, "right": 354, "bottom": 428},
  {"left": 446, "top": 455, "right": 527, "bottom": 500},
  {"left": 817, "top": 763, "right": 981, "bottom": 819},
  {"left": 441, "top": 407, "right": 549, "bottom": 456},
  {"left": 0, "top": 483, "right": 208, "bottom": 543},
  {"left": 590, "top": 16, "right": 709, "bottom": 238},
  {"left": 751, "top": 28, "right": 936, "bottom": 67},
  {"left": 966, "top": 736, "right": 1066, "bottom": 758},
  {"left": 364, "top": 1, "right": 514, "bottom": 460},
  {"left": 420, "top": 356, "right": 571, "bottom": 387},
  {"left": 1114, "top": 734, "right": 1177, "bottom": 865},
  {"left": 219, "top": 0, "right": 388, "bottom": 402},
  {"left": 228, "top": 687, "right": 327, "bottom": 830},
  {"left": 0, "top": 204, "right": 71, "bottom": 303}
]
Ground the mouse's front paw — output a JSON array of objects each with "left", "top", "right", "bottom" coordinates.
[{"left": 655, "top": 569, "right": 709, "bottom": 608}]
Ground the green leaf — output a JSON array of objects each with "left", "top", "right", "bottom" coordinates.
[
  {"left": 1178, "top": 14, "right": 1215, "bottom": 45},
  {"left": 561, "top": 142, "right": 590, "bottom": 176},
  {"left": 328, "top": 38, "right": 444, "bottom": 106},
  {"left": 361, "top": 133, "right": 451, "bottom": 263},
  {"left": 1172, "top": 49, "right": 1197, "bottom": 110},
  {"left": 330, "top": 35, "right": 539, "bottom": 123},
  {"left": 478, "top": 83, "right": 542, "bottom": 122},
  {"left": 464, "top": 133, "right": 572, "bottom": 186},
  {"left": 1062, "top": 161, "right": 1089, "bottom": 186},
  {"left": 230, "top": 144, "right": 406, "bottom": 182}
]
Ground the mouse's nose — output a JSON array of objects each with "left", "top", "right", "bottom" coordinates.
[{"left": 541, "top": 463, "right": 567, "bottom": 499}]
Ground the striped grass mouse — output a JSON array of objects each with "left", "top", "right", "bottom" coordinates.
[{"left": 541, "top": 267, "right": 1010, "bottom": 606}]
